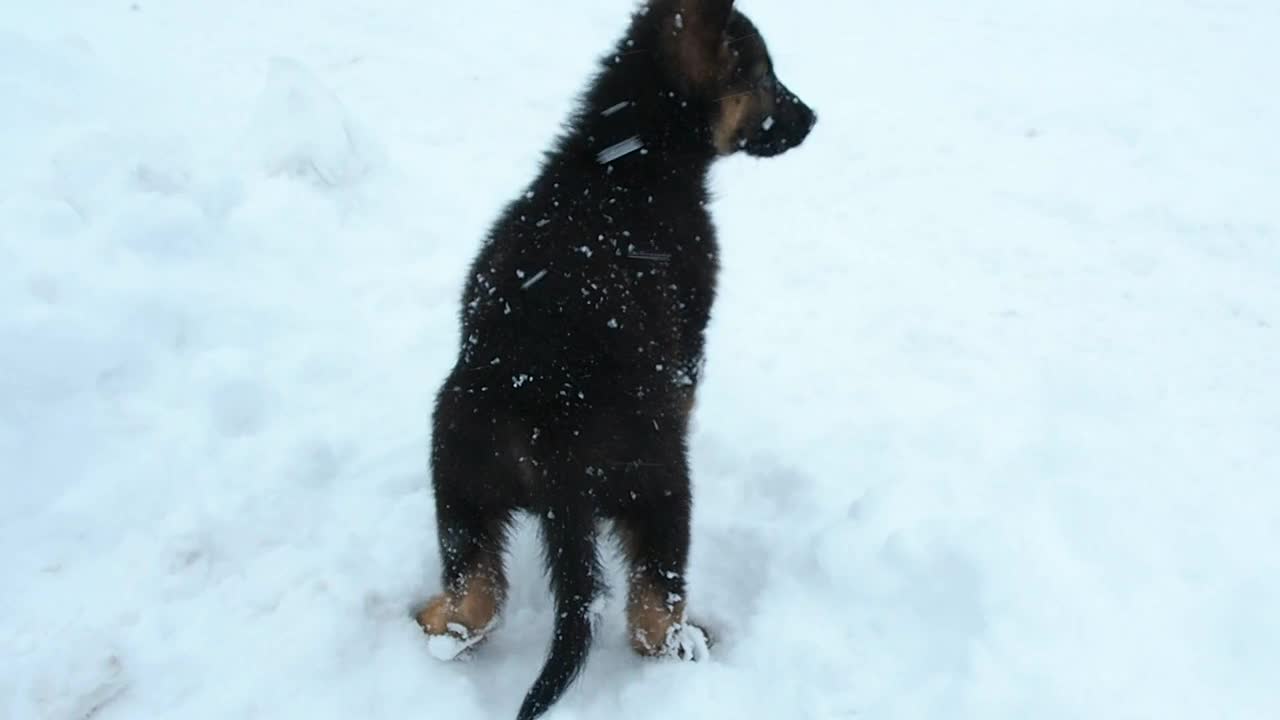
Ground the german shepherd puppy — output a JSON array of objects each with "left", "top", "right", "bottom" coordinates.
[{"left": 416, "top": 2, "right": 815, "bottom": 718}]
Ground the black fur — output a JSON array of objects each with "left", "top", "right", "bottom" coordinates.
[{"left": 427, "top": 2, "right": 815, "bottom": 718}]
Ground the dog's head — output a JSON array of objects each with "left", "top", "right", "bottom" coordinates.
[{"left": 654, "top": 0, "right": 816, "bottom": 157}]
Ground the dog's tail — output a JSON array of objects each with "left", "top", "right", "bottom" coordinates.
[{"left": 516, "top": 492, "right": 601, "bottom": 720}]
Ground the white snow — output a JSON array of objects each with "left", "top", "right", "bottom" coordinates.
[
  {"left": 521, "top": 269, "right": 549, "bottom": 290},
  {"left": 596, "top": 135, "right": 646, "bottom": 165},
  {"left": 3, "top": 1, "right": 1279, "bottom": 720},
  {"left": 601, "top": 101, "right": 632, "bottom": 118},
  {"left": 424, "top": 616, "right": 497, "bottom": 663},
  {"left": 662, "top": 623, "right": 710, "bottom": 663}
]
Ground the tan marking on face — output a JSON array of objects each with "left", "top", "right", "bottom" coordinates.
[
  {"left": 714, "top": 93, "right": 754, "bottom": 155},
  {"left": 627, "top": 575, "right": 688, "bottom": 655},
  {"left": 416, "top": 566, "right": 506, "bottom": 639}
]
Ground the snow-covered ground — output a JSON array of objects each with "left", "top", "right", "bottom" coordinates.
[{"left": 3, "top": 1, "right": 1278, "bottom": 718}]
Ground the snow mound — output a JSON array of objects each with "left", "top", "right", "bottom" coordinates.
[{"left": 244, "top": 57, "right": 382, "bottom": 187}]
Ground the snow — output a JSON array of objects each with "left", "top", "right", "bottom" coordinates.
[
  {"left": 521, "top": 269, "right": 549, "bottom": 290},
  {"left": 426, "top": 621, "right": 494, "bottom": 662},
  {"left": 2, "top": 1, "right": 1278, "bottom": 719},
  {"left": 596, "top": 135, "right": 645, "bottom": 165},
  {"left": 659, "top": 623, "right": 711, "bottom": 663},
  {"left": 601, "top": 101, "right": 632, "bottom": 118}
]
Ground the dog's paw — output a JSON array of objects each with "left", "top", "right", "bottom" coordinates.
[
  {"left": 415, "top": 595, "right": 494, "bottom": 661},
  {"left": 425, "top": 623, "right": 487, "bottom": 661},
  {"left": 661, "top": 621, "right": 711, "bottom": 662}
]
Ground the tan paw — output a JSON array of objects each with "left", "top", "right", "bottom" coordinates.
[
  {"left": 416, "top": 593, "right": 494, "bottom": 660},
  {"left": 414, "top": 593, "right": 459, "bottom": 637},
  {"left": 415, "top": 573, "right": 504, "bottom": 660},
  {"left": 627, "top": 583, "right": 711, "bottom": 661}
]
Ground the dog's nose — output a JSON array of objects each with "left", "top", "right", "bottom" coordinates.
[
  {"left": 777, "top": 81, "right": 816, "bottom": 135},
  {"left": 801, "top": 107, "right": 817, "bottom": 133},
  {"left": 793, "top": 104, "right": 816, "bottom": 144}
]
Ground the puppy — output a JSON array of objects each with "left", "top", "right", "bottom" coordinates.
[{"left": 416, "top": 2, "right": 815, "bottom": 718}]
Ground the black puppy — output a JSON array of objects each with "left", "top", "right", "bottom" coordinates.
[{"left": 416, "top": 2, "right": 815, "bottom": 718}]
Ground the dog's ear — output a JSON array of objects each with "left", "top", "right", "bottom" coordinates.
[{"left": 656, "top": 0, "right": 736, "bottom": 93}]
